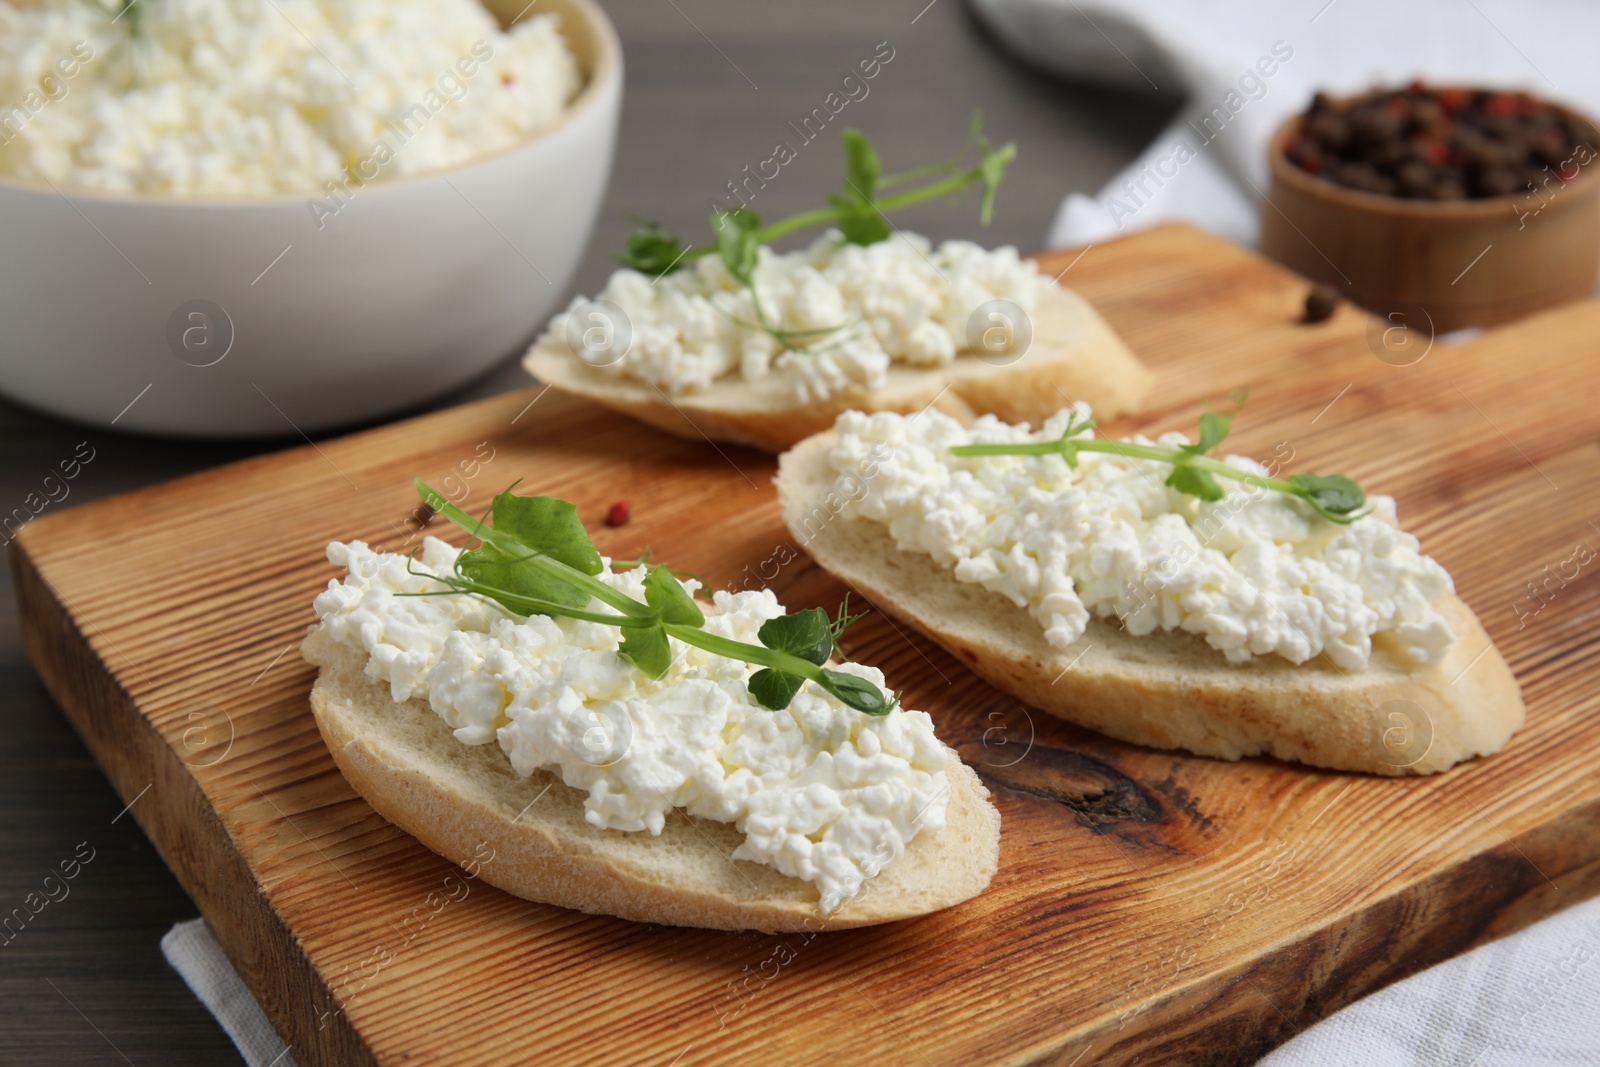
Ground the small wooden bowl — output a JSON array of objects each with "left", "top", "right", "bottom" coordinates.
[{"left": 1259, "top": 94, "right": 1600, "bottom": 332}]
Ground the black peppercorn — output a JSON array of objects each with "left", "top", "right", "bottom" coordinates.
[
  {"left": 1303, "top": 284, "right": 1342, "bottom": 324},
  {"left": 1287, "top": 83, "right": 1596, "bottom": 201}
]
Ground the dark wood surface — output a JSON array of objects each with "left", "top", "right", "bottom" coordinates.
[
  {"left": 14, "top": 226, "right": 1600, "bottom": 1067},
  {"left": 0, "top": 1, "right": 1173, "bottom": 1062}
]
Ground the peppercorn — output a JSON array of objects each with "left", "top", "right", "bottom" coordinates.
[
  {"left": 1303, "top": 284, "right": 1342, "bottom": 324},
  {"left": 606, "top": 500, "right": 630, "bottom": 527},
  {"left": 1286, "top": 82, "right": 1595, "bottom": 201}
]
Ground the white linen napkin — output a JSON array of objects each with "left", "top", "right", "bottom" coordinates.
[
  {"left": 1259, "top": 893, "right": 1600, "bottom": 1066},
  {"left": 161, "top": 919, "right": 298, "bottom": 1067},
  {"left": 966, "top": 0, "right": 1600, "bottom": 248}
]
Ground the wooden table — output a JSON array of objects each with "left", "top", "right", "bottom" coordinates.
[{"left": 0, "top": 1, "right": 1172, "bottom": 1062}]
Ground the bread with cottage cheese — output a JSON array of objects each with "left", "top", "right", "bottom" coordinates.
[
  {"left": 775, "top": 431, "right": 1525, "bottom": 776},
  {"left": 524, "top": 287, "right": 1151, "bottom": 453},
  {"left": 301, "top": 626, "right": 1001, "bottom": 932}
]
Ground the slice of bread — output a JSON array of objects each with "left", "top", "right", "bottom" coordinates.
[
  {"left": 777, "top": 432, "right": 1526, "bottom": 777},
  {"left": 524, "top": 287, "right": 1151, "bottom": 453},
  {"left": 301, "top": 627, "right": 1001, "bottom": 932}
]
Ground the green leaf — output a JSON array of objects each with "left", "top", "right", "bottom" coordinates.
[
  {"left": 840, "top": 128, "right": 881, "bottom": 201},
  {"left": 757, "top": 608, "right": 834, "bottom": 667},
  {"left": 829, "top": 129, "right": 891, "bottom": 246},
  {"left": 485, "top": 492, "right": 603, "bottom": 576},
  {"left": 1287, "top": 473, "right": 1366, "bottom": 515},
  {"left": 619, "top": 623, "right": 672, "bottom": 679},
  {"left": 1166, "top": 464, "right": 1224, "bottom": 502},
  {"left": 828, "top": 191, "right": 891, "bottom": 246},
  {"left": 817, "top": 670, "right": 895, "bottom": 715},
  {"left": 1182, "top": 412, "right": 1231, "bottom": 455},
  {"left": 748, "top": 668, "right": 806, "bottom": 710},
  {"left": 750, "top": 607, "right": 888, "bottom": 711},
  {"left": 456, "top": 492, "right": 603, "bottom": 617},
  {"left": 618, "top": 221, "right": 688, "bottom": 276},
  {"left": 459, "top": 547, "right": 590, "bottom": 616},
  {"left": 643, "top": 565, "right": 705, "bottom": 626},
  {"left": 711, "top": 207, "right": 761, "bottom": 285}
]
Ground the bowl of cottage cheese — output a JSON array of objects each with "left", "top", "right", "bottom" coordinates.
[{"left": 0, "top": 0, "right": 620, "bottom": 436}]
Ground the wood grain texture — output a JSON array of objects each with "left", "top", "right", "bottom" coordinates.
[
  {"left": 13, "top": 223, "right": 1600, "bottom": 1067},
  {"left": 0, "top": 1, "right": 1176, "bottom": 1057}
]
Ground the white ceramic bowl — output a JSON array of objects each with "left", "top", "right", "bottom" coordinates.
[{"left": 0, "top": 0, "right": 621, "bottom": 437}]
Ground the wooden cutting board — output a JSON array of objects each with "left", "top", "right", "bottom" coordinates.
[{"left": 14, "top": 223, "right": 1600, "bottom": 1067}]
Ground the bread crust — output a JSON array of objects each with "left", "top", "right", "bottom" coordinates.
[
  {"left": 301, "top": 628, "right": 1000, "bottom": 932},
  {"left": 524, "top": 288, "right": 1151, "bottom": 453},
  {"left": 777, "top": 432, "right": 1526, "bottom": 776}
]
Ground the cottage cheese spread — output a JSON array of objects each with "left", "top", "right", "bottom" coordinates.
[
  {"left": 314, "top": 537, "right": 950, "bottom": 912},
  {"left": 0, "top": 0, "right": 580, "bottom": 195},
  {"left": 545, "top": 229, "right": 1055, "bottom": 403},
  {"left": 827, "top": 406, "right": 1457, "bottom": 671}
]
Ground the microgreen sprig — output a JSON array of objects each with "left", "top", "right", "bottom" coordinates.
[
  {"left": 616, "top": 116, "right": 1017, "bottom": 356},
  {"left": 949, "top": 411, "right": 1371, "bottom": 524},
  {"left": 82, "top": 0, "right": 148, "bottom": 88},
  {"left": 403, "top": 481, "right": 897, "bottom": 715}
]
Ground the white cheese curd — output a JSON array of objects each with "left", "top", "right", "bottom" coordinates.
[
  {"left": 544, "top": 229, "right": 1055, "bottom": 403},
  {"left": 313, "top": 537, "right": 950, "bottom": 913},
  {"left": 826, "top": 405, "right": 1457, "bottom": 671},
  {"left": 0, "top": 0, "right": 581, "bottom": 195}
]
